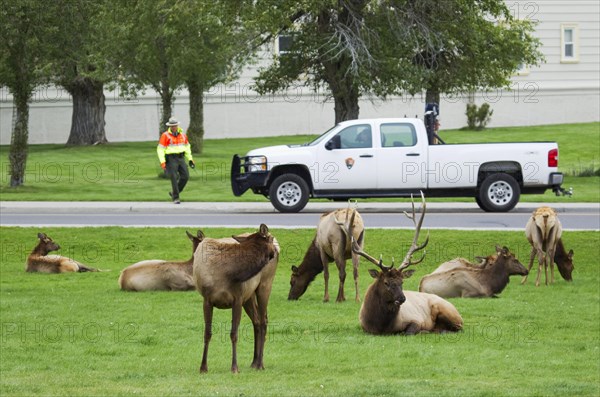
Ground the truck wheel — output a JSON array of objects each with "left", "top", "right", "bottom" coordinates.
[
  {"left": 477, "top": 173, "right": 520, "bottom": 212},
  {"left": 268, "top": 174, "right": 310, "bottom": 213}
]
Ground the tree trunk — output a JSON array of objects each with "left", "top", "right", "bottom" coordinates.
[
  {"left": 8, "top": 94, "right": 30, "bottom": 187},
  {"left": 425, "top": 88, "right": 440, "bottom": 106},
  {"left": 65, "top": 77, "right": 107, "bottom": 145},
  {"left": 187, "top": 79, "right": 205, "bottom": 154},
  {"left": 332, "top": 85, "right": 360, "bottom": 124},
  {"left": 158, "top": 85, "right": 174, "bottom": 137}
]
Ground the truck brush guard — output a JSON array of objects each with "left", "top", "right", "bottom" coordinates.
[{"left": 230, "top": 155, "right": 269, "bottom": 196}]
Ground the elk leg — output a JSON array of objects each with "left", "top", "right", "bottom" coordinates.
[
  {"left": 243, "top": 296, "right": 263, "bottom": 370},
  {"left": 200, "top": 300, "right": 213, "bottom": 374},
  {"left": 319, "top": 250, "right": 331, "bottom": 302},
  {"left": 351, "top": 252, "right": 361, "bottom": 302},
  {"left": 253, "top": 285, "right": 272, "bottom": 370},
  {"left": 230, "top": 300, "right": 243, "bottom": 374},
  {"left": 404, "top": 323, "right": 421, "bottom": 335},
  {"left": 547, "top": 234, "right": 558, "bottom": 285},
  {"left": 334, "top": 257, "right": 347, "bottom": 303},
  {"left": 521, "top": 247, "right": 536, "bottom": 284},
  {"left": 534, "top": 249, "right": 544, "bottom": 287}
]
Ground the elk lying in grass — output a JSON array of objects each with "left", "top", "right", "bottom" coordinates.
[
  {"left": 193, "top": 224, "right": 279, "bottom": 373},
  {"left": 418, "top": 246, "right": 528, "bottom": 298},
  {"left": 288, "top": 207, "right": 364, "bottom": 302},
  {"left": 118, "top": 231, "right": 203, "bottom": 291},
  {"left": 26, "top": 233, "right": 99, "bottom": 273},
  {"left": 353, "top": 193, "right": 463, "bottom": 335},
  {"left": 522, "top": 206, "right": 563, "bottom": 286}
]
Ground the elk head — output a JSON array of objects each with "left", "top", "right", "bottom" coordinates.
[
  {"left": 36, "top": 232, "right": 60, "bottom": 254},
  {"left": 495, "top": 245, "right": 528, "bottom": 276},
  {"left": 232, "top": 224, "right": 276, "bottom": 261},
  {"left": 352, "top": 192, "right": 429, "bottom": 307},
  {"left": 288, "top": 265, "right": 307, "bottom": 300},
  {"left": 186, "top": 230, "right": 205, "bottom": 252}
]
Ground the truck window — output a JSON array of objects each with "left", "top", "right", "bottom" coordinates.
[
  {"left": 335, "top": 124, "right": 372, "bottom": 149},
  {"left": 380, "top": 123, "right": 417, "bottom": 148}
]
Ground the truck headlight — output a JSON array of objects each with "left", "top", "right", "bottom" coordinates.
[{"left": 247, "top": 156, "right": 267, "bottom": 172}]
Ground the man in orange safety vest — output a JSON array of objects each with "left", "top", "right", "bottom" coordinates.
[{"left": 157, "top": 117, "right": 195, "bottom": 204}]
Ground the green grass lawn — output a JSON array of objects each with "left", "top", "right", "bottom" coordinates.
[
  {"left": 0, "top": 122, "right": 598, "bottom": 202},
  {"left": 1, "top": 227, "right": 598, "bottom": 396}
]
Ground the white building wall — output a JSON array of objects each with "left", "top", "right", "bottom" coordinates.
[{"left": 1, "top": 0, "right": 598, "bottom": 145}]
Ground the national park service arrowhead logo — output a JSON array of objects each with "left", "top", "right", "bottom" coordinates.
[{"left": 345, "top": 157, "right": 355, "bottom": 170}]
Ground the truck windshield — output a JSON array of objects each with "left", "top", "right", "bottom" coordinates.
[{"left": 304, "top": 125, "right": 336, "bottom": 146}]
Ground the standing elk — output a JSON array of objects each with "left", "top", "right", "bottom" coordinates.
[
  {"left": 193, "top": 224, "right": 279, "bottom": 373},
  {"left": 288, "top": 207, "right": 365, "bottom": 302},
  {"left": 118, "top": 230, "right": 203, "bottom": 291},
  {"left": 26, "top": 233, "right": 99, "bottom": 273},
  {"left": 418, "top": 246, "right": 528, "bottom": 298},
  {"left": 352, "top": 193, "right": 463, "bottom": 335},
  {"left": 522, "top": 206, "right": 563, "bottom": 286}
]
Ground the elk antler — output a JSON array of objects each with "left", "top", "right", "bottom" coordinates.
[
  {"left": 351, "top": 237, "right": 392, "bottom": 271},
  {"left": 398, "top": 191, "right": 429, "bottom": 271},
  {"left": 334, "top": 206, "right": 357, "bottom": 241}
]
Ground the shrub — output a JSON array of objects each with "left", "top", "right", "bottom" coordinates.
[{"left": 465, "top": 102, "right": 494, "bottom": 130}]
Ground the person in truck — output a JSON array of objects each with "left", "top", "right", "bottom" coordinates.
[{"left": 157, "top": 117, "right": 195, "bottom": 204}]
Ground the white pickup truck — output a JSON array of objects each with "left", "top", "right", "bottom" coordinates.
[{"left": 231, "top": 118, "right": 565, "bottom": 213}]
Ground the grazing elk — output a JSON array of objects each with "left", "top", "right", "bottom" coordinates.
[
  {"left": 193, "top": 224, "right": 279, "bottom": 373},
  {"left": 418, "top": 246, "right": 528, "bottom": 298},
  {"left": 288, "top": 207, "right": 365, "bottom": 302},
  {"left": 353, "top": 193, "right": 463, "bottom": 335},
  {"left": 522, "top": 206, "right": 562, "bottom": 286},
  {"left": 118, "top": 230, "right": 203, "bottom": 291},
  {"left": 26, "top": 233, "right": 99, "bottom": 273},
  {"left": 554, "top": 238, "right": 574, "bottom": 282}
]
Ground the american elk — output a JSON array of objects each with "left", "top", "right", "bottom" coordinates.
[
  {"left": 554, "top": 238, "right": 574, "bottom": 281},
  {"left": 522, "top": 206, "right": 563, "bottom": 286},
  {"left": 118, "top": 231, "right": 203, "bottom": 291},
  {"left": 193, "top": 224, "right": 279, "bottom": 373},
  {"left": 26, "top": 233, "right": 99, "bottom": 273},
  {"left": 288, "top": 207, "right": 365, "bottom": 302},
  {"left": 418, "top": 246, "right": 528, "bottom": 298},
  {"left": 353, "top": 193, "right": 463, "bottom": 335}
]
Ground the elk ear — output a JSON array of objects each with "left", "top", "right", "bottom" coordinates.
[
  {"left": 196, "top": 230, "right": 205, "bottom": 240},
  {"left": 495, "top": 245, "right": 503, "bottom": 254},
  {"left": 568, "top": 249, "right": 574, "bottom": 258},
  {"left": 186, "top": 231, "right": 194, "bottom": 241},
  {"left": 368, "top": 269, "right": 380, "bottom": 279},
  {"left": 259, "top": 224, "right": 269, "bottom": 237},
  {"left": 402, "top": 269, "right": 416, "bottom": 279},
  {"left": 232, "top": 235, "right": 246, "bottom": 243},
  {"left": 291, "top": 265, "right": 299, "bottom": 273},
  {"left": 37, "top": 232, "right": 46, "bottom": 239}
]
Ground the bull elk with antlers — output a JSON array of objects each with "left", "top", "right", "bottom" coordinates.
[
  {"left": 288, "top": 207, "right": 365, "bottom": 302},
  {"left": 352, "top": 193, "right": 463, "bottom": 335}
]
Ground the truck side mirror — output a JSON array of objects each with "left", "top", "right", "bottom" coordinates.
[{"left": 325, "top": 135, "right": 341, "bottom": 150}]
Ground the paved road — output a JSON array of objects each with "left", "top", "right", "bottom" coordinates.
[{"left": 1, "top": 201, "right": 598, "bottom": 230}]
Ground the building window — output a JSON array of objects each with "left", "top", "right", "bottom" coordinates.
[
  {"left": 277, "top": 35, "right": 294, "bottom": 55},
  {"left": 561, "top": 24, "right": 579, "bottom": 63}
]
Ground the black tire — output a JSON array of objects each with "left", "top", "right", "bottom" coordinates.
[
  {"left": 268, "top": 174, "right": 310, "bottom": 213},
  {"left": 477, "top": 173, "right": 520, "bottom": 212}
]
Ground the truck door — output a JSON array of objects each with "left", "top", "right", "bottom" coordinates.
[
  {"left": 376, "top": 122, "right": 427, "bottom": 189},
  {"left": 314, "top": 123, "right": 377, "bottom": 190}
]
